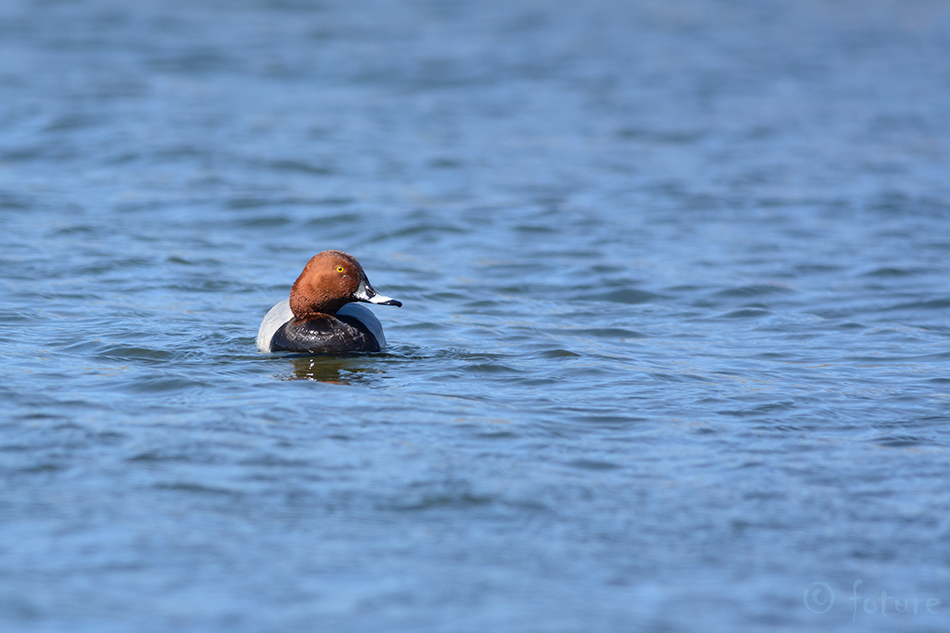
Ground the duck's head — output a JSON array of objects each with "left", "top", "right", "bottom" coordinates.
[{"left": 288, "top": 250, "right": 401, "bottom": 319}]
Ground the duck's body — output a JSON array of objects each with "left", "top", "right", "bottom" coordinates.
[
  {"left": 257, "top": 299, "right": 386, "bottom": 353},
  {"left": 256, "top": 251, "right": 400, "bottom": 354}
]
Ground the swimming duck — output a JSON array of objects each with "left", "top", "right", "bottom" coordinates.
[{"left": 256, "top": 251, "right": 401, "bottom": 354}]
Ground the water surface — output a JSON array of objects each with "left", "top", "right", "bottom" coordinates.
[{"left": 2, "top": 1, "right": 949, "bottom": 631}]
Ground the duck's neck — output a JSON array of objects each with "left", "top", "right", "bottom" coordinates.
[{"left": 289, "top": 288, "right": 347, "bottom": 320}]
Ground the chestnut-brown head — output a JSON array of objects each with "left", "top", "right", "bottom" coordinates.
[{"left": 288, "top": 250, "right": 401, "bottom": 320}]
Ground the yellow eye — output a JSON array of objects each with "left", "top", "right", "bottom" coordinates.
[{"left": 336, "top": 266, "right": 345, "bottom": 273}]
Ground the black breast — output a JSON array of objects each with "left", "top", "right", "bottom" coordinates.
[{"left": 270, "top": 315, "right": 381, "bottom": 354}]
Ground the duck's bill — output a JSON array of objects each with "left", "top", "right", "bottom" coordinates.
[
  {"left": 366, "top": 294, "right": 402, "bottom": 307},
  {"left": 354, "top": 277, "right": 402, "bottom": 307}
]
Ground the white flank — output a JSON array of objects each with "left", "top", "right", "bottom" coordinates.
[{"left": 256, "top": 299, "right": 294, "bottom": 352}]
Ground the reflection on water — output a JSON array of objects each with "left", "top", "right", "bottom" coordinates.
[{"left": 284, "top": 354, "right": 388, "bottom": 384}]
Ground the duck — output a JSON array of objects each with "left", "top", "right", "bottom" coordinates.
[{"left": 256, "top": 250, "right": 401, "bottom": 354}]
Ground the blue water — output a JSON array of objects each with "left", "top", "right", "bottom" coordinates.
[{"left": 2, "top": 1, "right": 949, "bottom": 631}]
